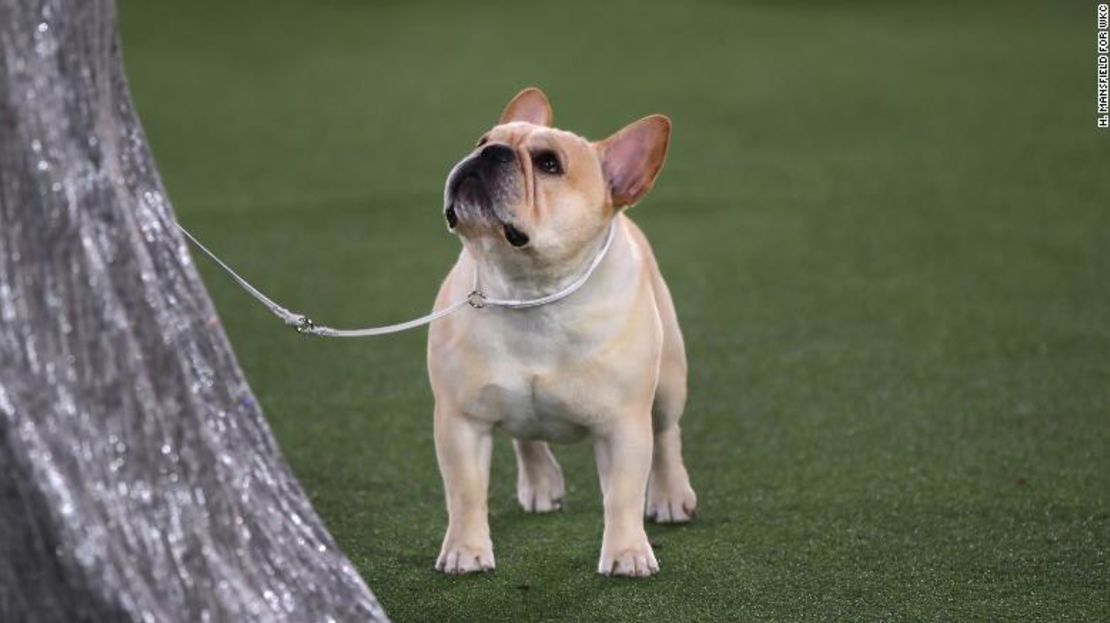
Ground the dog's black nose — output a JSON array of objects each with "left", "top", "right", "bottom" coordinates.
[{"left": 480, "top": 144, "right": 515, "bottom": 164}]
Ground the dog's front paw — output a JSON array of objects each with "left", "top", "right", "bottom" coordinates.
[
  {"left": 598, "top": 537, "right": 659, "bottom": 578},
  {"left": 646, "top": 480, "right": 697, "bottom": 524},
  {"left": 435, "top": 538, "right": 495, "bottom": 575}
]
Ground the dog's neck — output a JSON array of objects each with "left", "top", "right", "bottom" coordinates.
[{"left": 465, "top": 220, "right": 618, "bottom": 302}]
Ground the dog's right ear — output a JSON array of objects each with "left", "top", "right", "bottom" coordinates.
[{"left": 500, "top": 87, "right": 553, "bottom": 126}]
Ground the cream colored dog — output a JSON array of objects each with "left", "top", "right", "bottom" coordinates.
[{"left": 428, "top": 87, "right": 696, "bottom": 578}]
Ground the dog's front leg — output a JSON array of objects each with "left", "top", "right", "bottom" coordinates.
[
  {"left": 434, "top": 405, "right": 495, "bottom": 574},
  {"left": 594, "top": 414, "right": 658, "bottom": 577}
]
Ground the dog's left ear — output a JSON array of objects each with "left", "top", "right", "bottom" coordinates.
[
  {"left": 500, "top": 87, "right": 553, "bottom": 126},
  {"left": 596, "top": 114, "right": 671, "bottom": 208}
]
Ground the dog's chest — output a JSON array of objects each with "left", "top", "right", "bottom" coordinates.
[
  {"left": 474, "top": 372, "right": 589, "bottom": 442},
  {"left": 460, "top": 314, "right": 611, "bottom": 443}
]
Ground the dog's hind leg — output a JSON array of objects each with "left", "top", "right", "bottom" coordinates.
[
  {"left": 647, "top": 371, "right": 697, "bottom": 523},
  {"left": 645, "top": 268, "right": 697, "bottom": 524},
  {"left": 646, "top": 377, "right": 697, "bottom": 523},
  {"left": 646, "top": 424, "right": 697, "bottom": 523},
  {"left": 513, "top": 440, "right": 565, "bottom": 513}
]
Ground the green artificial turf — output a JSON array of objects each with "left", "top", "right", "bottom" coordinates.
[{"left": 119, "top": 1, "right": 1108, "bottom": 620}]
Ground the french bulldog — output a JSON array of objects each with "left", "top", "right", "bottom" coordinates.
[{"left": 428, "top": 87, "right": 696, "bottom": 578}]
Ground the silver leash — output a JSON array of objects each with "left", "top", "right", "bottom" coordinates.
[{"left": 176, "top": 221, "right": 617, "bottom": 338}]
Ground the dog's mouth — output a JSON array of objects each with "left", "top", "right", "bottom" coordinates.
[
  {"left": 446, "top": 203, "right": 530, "bottom": 248},
  {"left": 445, "top": 176, "right": 530, "bottom": 248}
]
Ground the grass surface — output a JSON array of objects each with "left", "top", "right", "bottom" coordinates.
[{"left": 119, "top": 1, "right": 1109, "bottom": 620}]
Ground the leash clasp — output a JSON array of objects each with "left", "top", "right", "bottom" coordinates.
[
  {"left": 467, "top": 290, "right": 487, "bottom": 309},
  {"left": 291, "top": 315, "right": 317, "bottom": 334}
]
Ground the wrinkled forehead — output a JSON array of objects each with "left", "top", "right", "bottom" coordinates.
[{"left": 485, "top": 122, "right": 594, "bottom": 158}]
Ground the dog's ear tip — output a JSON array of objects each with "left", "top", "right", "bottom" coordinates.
[
  {"left": 500, "top": 88, "right": 553, "bottom": 126},
  {"left": 642, "top": 114, "right": 672, "bottom": 136},
  {"left": 518, "top": 86, "right": 548, "bottom": 97}
]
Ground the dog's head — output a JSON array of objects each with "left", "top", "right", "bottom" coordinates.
[{"left": 443, "top": 87, "right": 670, "bottom": 269}]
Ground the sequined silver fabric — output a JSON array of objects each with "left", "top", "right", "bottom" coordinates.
[{"left": 0, "top": 1, "right": 387, "bottom": 620}]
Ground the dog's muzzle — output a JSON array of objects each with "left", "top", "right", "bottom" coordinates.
[{"left": 443, "top": 144, "right": 530, "bottom": 247}]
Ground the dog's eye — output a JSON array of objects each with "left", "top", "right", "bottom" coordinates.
[
  {"left": 533, "top": 151, "right": 563, "bottom": 175},
  {"left": 476, "top": 135, "right": 489, "bottom": 147}
]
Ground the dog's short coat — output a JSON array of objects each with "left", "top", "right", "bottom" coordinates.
[{"left": 428, "top": 88, "right": 696, "bottom": 577}]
